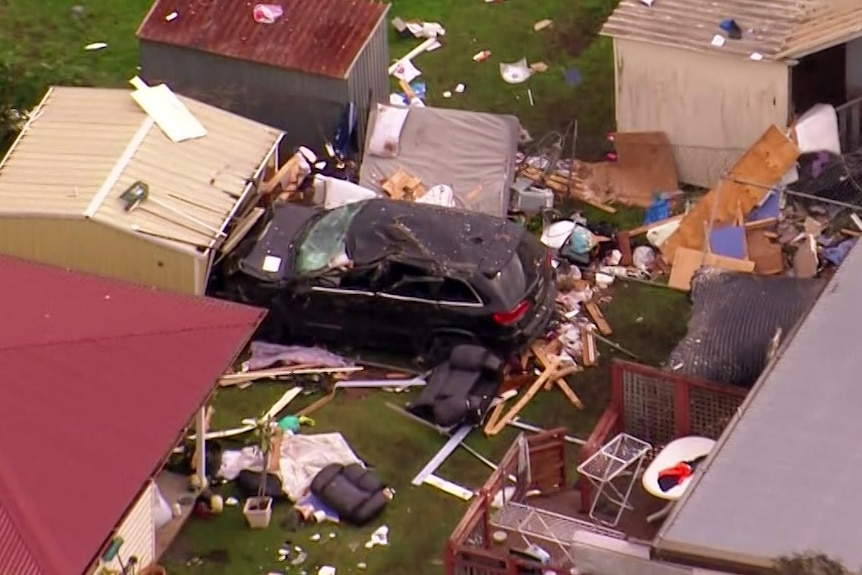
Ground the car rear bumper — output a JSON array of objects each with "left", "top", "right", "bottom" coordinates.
[{"left": 494, "top": 281, "right": 557, "bottom": 355}]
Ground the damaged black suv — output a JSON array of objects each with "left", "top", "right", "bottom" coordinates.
[{"left": 211, "top": 198, "right": 556, "bottom": 362}]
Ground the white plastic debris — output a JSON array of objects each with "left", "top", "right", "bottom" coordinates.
[
  {"left": 540, "top": 220, "right": 575, "bottom": 249},
  {"left": 165, "top": 11, "right": 179, "bottom": 21},
  {"left": 633, "top": 246, "right": 656, "bottom": 271},
  {"left": 454, "top": 83, "right": 466, "bottom": 93},
  {"left": 442, "top": 91, "right": 453, "bottom": 98},
  {"left": 318, "top": 567, "right": 336, "bottom": 575},
  {"left": 500, "top": 58, "right": 533, "bottom": 84},
  {"left": 225, "top": 496, "right": 239, "bottom": 506},
  {"left": 310, "top": 533, "right": 322, "bottom": 542},
  {"left": 711, "top": 34, "right": 725, "bottom": 47},
  {"left": 416, "top": 184, "right": 457, "bottom": 208},
  {"left": 84, "top": 42, "right": 108, "bottom": 51},
  {"left": 357, "top": 563, "right": 368, "bottom": 570},
  {"left": 749, "top": 52, "right": 764, "bottom": 61},
  {"left": 365, "top": 525, "right": 390, "bottom": 548}
]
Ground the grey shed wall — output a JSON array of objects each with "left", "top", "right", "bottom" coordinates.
[
  {"left": 347, "top": 20, "right": 389, "bottom": 151},
  {"left": 140, "top": 24, "right": 388, "bottom": 153}
]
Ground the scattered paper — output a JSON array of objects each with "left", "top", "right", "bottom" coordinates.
[
  {"left": 405, "top": 21, "right": 446, "bottom": 39},
  {"left": 454, "top": 83, "right": 466, "bottom": 93},
  {"left": 500, "top": 58, "right": 533, "bottom": 84},
  {"left": 84, "top": 42, "right": 108, "bottom": 51},
  {"left": 262, "top": 255, "right": 282, "bottom": 273},
  {"left": 639, "top": 0, "right": 655, "bottom": 5},
  {"left": 318, "top": 567, "right": 336, "bottom": 575},
  {"left": 711, "top": 35, "right": 725, "bottom": 47},
  {"left": 392, "top": 59, "right": 422, "bottom": 83},
  {"left": 365, "top": 525, "right": 390, "bottom": 548},
  {"left": 165, "top": 11, "right": 178, "bottom": 21},
  {"left": 253, "top": 4, "right": 283, "bottom": 24},
  {"left": 443, "top": 91, "right": 452, "bottom": 98},
  {"left": 533, "top": 19, "right": 553, "bottom": 32},
  {"left": 750, "top": 52, "right": 764, "bottom": 61}
]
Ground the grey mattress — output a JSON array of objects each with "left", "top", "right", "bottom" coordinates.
[{"left": 359, "top": 106, "right": 519, "bottom": 217}]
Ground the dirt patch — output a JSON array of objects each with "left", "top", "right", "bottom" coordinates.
[{"left": 552, "top": 12, "right": 609, "bottom": 58}]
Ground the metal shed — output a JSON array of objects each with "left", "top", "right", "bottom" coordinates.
[
  {"left": 0, "top": 86, "right": 283, "bottom": 295},
  {"left": 654, "top": 239, "right": 862, "bottom": 572},
  {"left": 601, "top": 0, "right": 862, "bottom": 187},
  {"left": 137, "top": 0, "right": 390, "bottom": 152}
]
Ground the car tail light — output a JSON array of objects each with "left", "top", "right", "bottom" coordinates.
[{"left": 493, "top": 300, "right": 530, "bottom": 325}]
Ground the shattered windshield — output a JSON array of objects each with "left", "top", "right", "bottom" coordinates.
[{"left": 295, "top": 202, "right": 364, "bottom": 274}]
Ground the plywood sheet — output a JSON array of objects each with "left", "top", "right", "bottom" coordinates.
[
  {"left": 745, "top": 227, "right": 784, "bottom": 275},
  {"left": 668, "top": 247, "right": 756, "bottom": 291},
  {"left": 608, "top": 131, "right": 679, "bottom": 207},
  {"left": 662, "top": 125, "right": 799, "bottom": 263}
]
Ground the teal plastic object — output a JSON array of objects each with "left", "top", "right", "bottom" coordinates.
[{"left": 278, "top": 415, "right": 315, "bottom": 433}]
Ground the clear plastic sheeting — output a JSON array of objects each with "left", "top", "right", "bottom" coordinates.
[{"left": 666, "top": 268, "right": 824, "bottom": 388}]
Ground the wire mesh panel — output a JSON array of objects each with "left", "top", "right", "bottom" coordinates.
[
  {"left": 621, "top": 369, "right": 676, "bottom": 451},
  {"left": 688, "top": 385, "right": 743, "bottom": 439}
]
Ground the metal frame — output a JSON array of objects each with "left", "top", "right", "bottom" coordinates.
[{"left": 577, "top": 432, "right": 651, "bottom": 527}]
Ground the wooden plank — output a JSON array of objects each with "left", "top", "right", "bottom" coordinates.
[
  {"left": 584, "top": 302, "right": 612, "bottom": 336},
  {"left": 668, "top": 247, "right": 755, "bottom": 291},
  {"left": 486, "top": 365, "right": 578, "bottom": 436},
  {"left": 581, "top": 328, "right": 597, "bottom": 366},
  {"left": 661, "top": 125, "right": 799, "bottom": 263},
  {"left": 485, "top": 358, "right": 562, "bottom": 436}
]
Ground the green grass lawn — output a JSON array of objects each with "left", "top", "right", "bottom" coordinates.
[
  {"left": 160, "top": 279, "right": 688, "bottom": 575},
  {"left": 0, "top": 0, "right": 619, "bottom": 155},
  {"left": 0, "top": 1, "right": 695, "bottom": 574}
]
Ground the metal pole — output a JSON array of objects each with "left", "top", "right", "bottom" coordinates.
[{"left": 722, "top": 173, "right": 862, "bottom": 212}]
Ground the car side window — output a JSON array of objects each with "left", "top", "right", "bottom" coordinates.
[
  {"left": 337, "top": 269, "right": 376, "bottom": 291},
  {"left": 439, "top": 279, "right": 481, "bottom": 304},
  {"left": 380, "top": 262, "right": 439, "bottom": 301},
  {"left": 389, "top": 278, "right": 438, "bottom": 300}
]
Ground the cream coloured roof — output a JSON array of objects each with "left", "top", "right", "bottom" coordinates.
[
  {"left": 0, "top": 86, "right": 282, "bottom": 252},
  {"left": 601, "top": 0, "right": 862, "bottom": 61}
]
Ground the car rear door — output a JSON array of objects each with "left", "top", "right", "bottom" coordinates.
[{"left": 376, "top": 276, "right": 445, "bottom": 350}]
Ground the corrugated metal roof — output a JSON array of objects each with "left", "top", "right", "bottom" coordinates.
[
  {"left": 655, "top": 241, "right": 862, "bottom": 569},
  {"left": 601, "top": 0, "right": 862, "bottom": 61},
  {"left": 136, "top": 0, "right": 390, "bottom": 80},
  {"left": 0, "top": 86, "right": 282, "bottom": 252},
  {"left": 0, "top": 254, "right": 264, "bottom": 575}
]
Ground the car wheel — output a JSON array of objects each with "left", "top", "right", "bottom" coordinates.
[{"left": 424, "top": 333, "right": 476, "bottom": 366}]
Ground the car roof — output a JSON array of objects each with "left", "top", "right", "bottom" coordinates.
[{"left": 347, "top": 199, "right": 524, "bottom": 276}]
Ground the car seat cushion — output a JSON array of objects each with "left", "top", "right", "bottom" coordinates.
[
  {"left": 310, "top": 463, "right": 389, "bottom": 526},
  {"left": 449, "top": 344, "right": 490, "bottom": 371}
]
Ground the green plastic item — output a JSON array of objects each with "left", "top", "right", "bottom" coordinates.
[{"left": 278, "top": 415, "right": 315, "bottom": 433}]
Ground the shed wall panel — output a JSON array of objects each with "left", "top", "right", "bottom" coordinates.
[
  {"left": 140, "top": 42, "right": 348, "bottom": 149},
  {"left": 614, "top": 39, "right": 790, "bottom": 187},
  {"left": 347, "top": 17, "right": 390, "bottom": 151},
  {"left": 0, "top": 217, "right": 199, "bottom": 294},
  {"left": 96, "top": 482, "right": 156, "bottom": 572}
]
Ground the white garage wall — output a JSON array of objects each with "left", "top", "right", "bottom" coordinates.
[
  {"left": 614, "top": 39, "right": 790, "bottom": 187},
  {"left": 91, "top": 481, "right": 157, "bottom": 574}
]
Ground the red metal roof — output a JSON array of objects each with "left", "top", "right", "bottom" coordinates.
[
  {"left": 137, "top": 0, "right": 389, "bottom": 79},
  {"left": 0, "top": 256, "right": 264, "bottom": 575}
]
